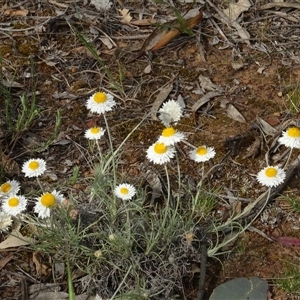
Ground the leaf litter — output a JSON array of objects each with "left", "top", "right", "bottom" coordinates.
[{"left": 1, "top": 0, "right": 300, "bottom": 299}]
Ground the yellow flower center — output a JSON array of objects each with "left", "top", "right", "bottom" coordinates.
[
  {"left": 120, "top": 187, "right": 129, "bottom": 195},
  {"left": 287, "top": 127, "right": 300, "bottom": 138},
  {"left": 90, "top": 127, "right": 101, "bottom": 134},
  {"left": 154, "top": 143, "right": 167, "bottom": 154},
  {"left": 29, "top": 161, "right": 39, "bottom": 170},
  {"left": 162, "top": 127, "right": 176, "bottom": 137},
  {"left": 93, "top": 92, "right": 107, "bottom": 104},
  {"left": 265, "top": 167, "right": 277, "bottom": 178},
  {"left": 1, "top": 183, "right": 11, "bottom": 193},
  {"left": 8, "top": 197, "right": 19, "bottom": 207},
  {"left": 196, "top": 146, "right": 207, "bottom": 156},
  {"left": 41, "top": 193, "right": 56, "bottom": 207}
]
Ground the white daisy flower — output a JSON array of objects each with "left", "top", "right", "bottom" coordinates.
[
  {"left": 86, "top": 92, "right": 116, "bottom": 114},
  {"left": 189, "top": 146, "right": 216, "bottom": 162},
  {"left": 158, "top": 127, "right": 185, "bottom": 146},
  {"left": 146, "top": 142, "right": 176, "bottom": 164},
  {"left": 0, "top": 211, "right": 13, "bottom": 232},
  {"left": 85, "top": 126, "right": 105, "bottom": 140},
  {"left": 158, "top": 99, "right": 183, "bottom": 127},
  {"left": 2, "top": 195, "right": 27, "bottom": 216},
  {"left": 0, "top": 180, "right": 20, "bottom": 197},
  {"left": 114, "top": 183, "right": 136, "bottom": 200},
  {"left": 257, "top": 166, "right": 286, "bottom": 188},
  {"left": 22, "top": 158, "right": 46, "bottom": 178},
  {"left": 34, "top": 190, "right": 64, "bottom": 219},
  {"left": 278, "top": 127, "right": 300, "bottom": 149}
]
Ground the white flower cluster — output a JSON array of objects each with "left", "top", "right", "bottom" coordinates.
[
  {"left": 0, "top": 159, "right": 65, "bottom": 229},
  {"left": 147, "top": 99, "right": 216, "bottom": 165},
  {"left": 256, "top": 126, "right": 300, "bottom": 188}
]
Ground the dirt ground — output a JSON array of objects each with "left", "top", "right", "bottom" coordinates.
[{"left": 1, "top": 0, "right": 300, "bottom": 299}]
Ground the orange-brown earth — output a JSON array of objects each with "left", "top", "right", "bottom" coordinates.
[{"left": 1, "top": 1, "right": 300, "bottom": 299}]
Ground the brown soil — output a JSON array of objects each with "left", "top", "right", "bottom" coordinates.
[{"left": 1, "top": 1, "right": 300, "bottom": 299}]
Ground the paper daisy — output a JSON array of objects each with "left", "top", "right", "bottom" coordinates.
[
  {"left": 278, "top": 127, "right": 300, "bottom": 149},
  {"left": 158, "top": 127, "right": 185, "bottom": 146},
  {"left": 0, "top": 180, "right": 20, "bottom": 197},
  {"left": 85, "top": 126, "right": 105, "bottom": 140},
  {"left": 257, "top": 166, "right": 286, "bottom": 188},
  {"left": 158, "top": 99, "right": 183, "bottom": 127},
  {"left": 146, "top": 142, "right": 176, "bottom": 164},
  {"left": 22, "top": 158, "right": 46, "bottom": 178},
  {"left": 0, "top": 211, "right": 13, "bottom": 232},
  {"left": 189, "top": 146, "right": 216, "bottom": 162},
  {"left": 86, "top": 92, "right": 116, "bottom": 114},
  {"left": 34, "top": 190, "right": 64, "bottom": 219},
  {"left": 2, "top": 195, "right": 27, "bottom": 216},
  {"left": 114, "top": 183, "right": 136, "bottom": 200}
]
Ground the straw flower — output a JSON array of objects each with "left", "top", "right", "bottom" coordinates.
[
  {"left": 257, "top": 166, "right": 286, "bottom": 188},
  {"left": 0, "top": 180, "right": 20, "bottom": 197},
  {"left": 85, "top": 127, "right": 105, "bottom": 140},
  {"left": 278, "top": 127, "right": 300, "bottom": 149},
  {"left": 34, "top": 190, "right": 64, "bottom": 219},
  {"left": 146, "top": 142, "right": 175, "bottom": 164},
  {"left": 86, "top": 92, "right": 116, "bottom": 114},
  {"left": 0, "top": 211, "right": 13, "bottom": 232},
  {"left": 158, "top": 100, "right": 183, "bottom": 127},
  {"left": 22, "top": 158, "right": 46, "bottom": 178},
  {"left": 189, "top": 146, "right": 216, "bottom": 162},
  {"left": 114, "top": 183, "right": 136, "bottom": 200},
  {"left": 158, "top": 127, "right": 185, "bottom": 146},
  {"left": 2, "top": 195, "right": 27, "bottom": 216}
]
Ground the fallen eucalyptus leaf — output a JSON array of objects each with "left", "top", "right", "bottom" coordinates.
[
  {"left": 199, "top": 75, "right": 224, "bottom": 92},
  {"left": 223, "top": 0, "right": 251, "bottom": 23},
  {"left": 0, "top": 226, "right": 33, "bottom": 249},
  {"left": 226, "top": 104, "right": 246, "bottom": 123},
  {"left": 152, "top": 9, "right": 203, "bottom": 51},
  {"left": 90, "top": 0, "right": 112, "bottom": 11},
  {"left": 191, "top": 91, "right": 221, "bottom": 112},
  {"left": 150, "top": 83, "right": 173, "bottom": 120},
  {"left": 256, "top": 117, "right": 277, "bottom": 136}
]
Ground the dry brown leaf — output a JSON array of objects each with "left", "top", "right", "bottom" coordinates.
[
  {"left": 0, "top": 227, "right": 33, "bottom": 249},
  {"left": 0, "top": 152, "right": 20, "bottom": 175},
  {"left": 128, "top": 9, "right": 203, "bottom": 63},
  {"left": 130, "top": 19, "right": 156, "bottom": 26},
  {"left": 150, "top": 83, "right": 173, "bottom": 120},
  {"left": 2, "top": 9, "right": 28, "bottom": 16},
  {"left": 71, "top": 46, "right": 99, "bottom": 58},
  {"left": 226, "top": 104, "right": 246, "bottom": 123},
  {"left": 0, "top": 254, "right": 14, "bottom": 270},
  {"left": 223, "top": 0, "right": 251, "bottom": 23},
  {"left": 191, "top": 91, "right": 222, "bottom": 112},
  {"left": 199, "top": 75, "right": 224, "bottom": 92},
  {"left": 256, "top": 117, "right": 277, "bottom": 135},
  {"left": 119, "top": 8, "right": 132, "bottom": 23},
  {"left": 33, "top": 291, "right": 69, "bottom": 300},
  {"left": 152, "top": 9, "right": 203, "bottom": 51},
  {"left": 32, "top": 252, "right": 51, "bottom": 277},
  {"left": 48, "top": 0, "right": 68, "bottom": 8}
]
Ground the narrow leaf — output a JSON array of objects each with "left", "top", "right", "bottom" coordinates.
[{"left": 152, "top": 9, "right": 203, "bottom": 51}]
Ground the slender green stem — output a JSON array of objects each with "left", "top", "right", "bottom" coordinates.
[
  {"left": 36, "top": 178, "right": 44, "bottom": 193},
  {"left": 110, "top": 265, "right": 132, "bottom": 299},
  {"left": 103, "top": 114, "right": 117, "bottom": 185},
  {"left": 102, "top": 113, "right": 150, "bottom": 172},
  {"left": 164, "top": 164, "right": 171, "bottom": 207},
  {"left": 208, "top": 189, "right": 271, "bottom": 257},
  {"left": 66, "top": 259, "right": 75, "bottom": 300}
]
